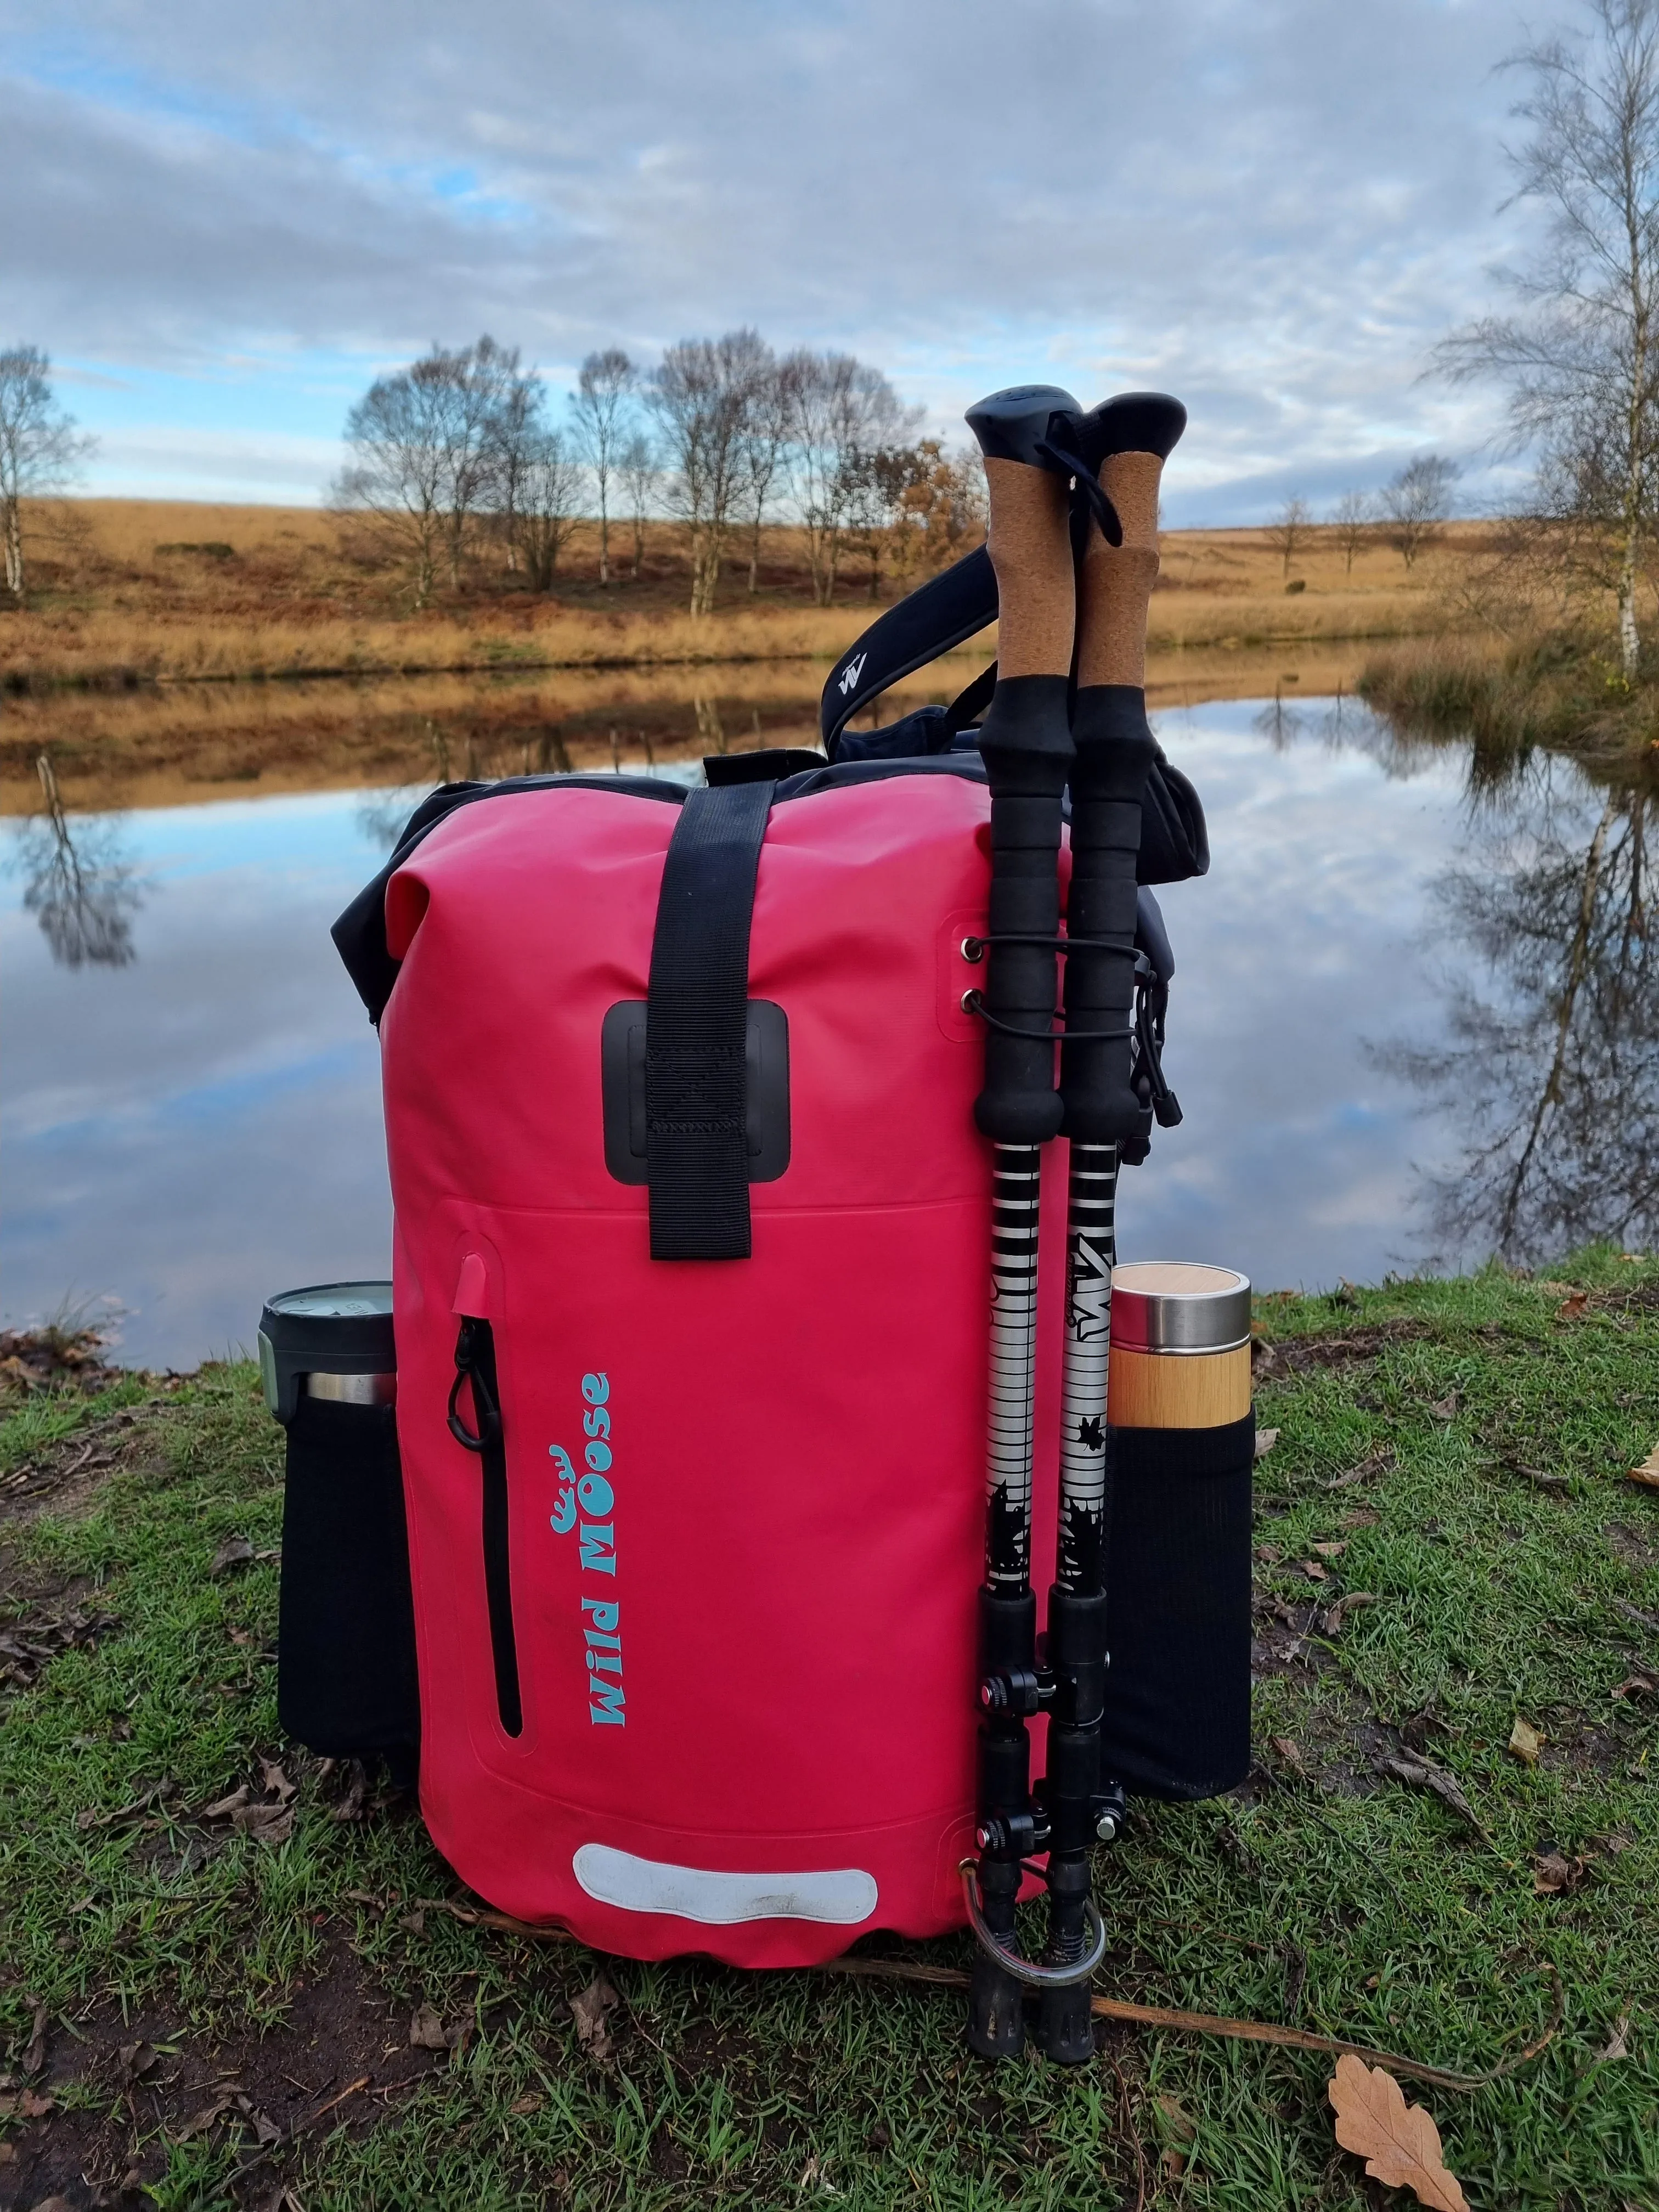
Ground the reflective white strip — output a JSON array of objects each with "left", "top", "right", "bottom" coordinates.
[{"left": 572, "top": 1844, "right": 878, "bottom": 1926}]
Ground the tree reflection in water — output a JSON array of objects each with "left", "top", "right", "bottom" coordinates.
[
  {"left": 1379, "top": 759, "right": 1656, "bottom": 1264},
  {"left": 11, "top": 755, "right": 145, "bottom": 968}
]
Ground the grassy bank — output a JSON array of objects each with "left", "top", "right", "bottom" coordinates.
[
  {"left": 2, "top": 1255, "right": 1657, "bottom": 2208},
  {"left": 1359, "top": 631, "right": 1659, "bottom": 777},
  {"left": 0, "top": 504, "right": 1481, "bottom": 689}
]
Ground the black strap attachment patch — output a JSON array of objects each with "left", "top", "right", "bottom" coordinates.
[{"left": 644, "top": 780, "right": 776, "bottom": 1260}]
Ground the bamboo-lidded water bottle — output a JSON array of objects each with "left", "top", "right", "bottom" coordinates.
[
  {"left": 1107, "top": 1261, "right": 1252, "bottom": 1427},
  {"left": 1100, "top": 1261, "right": 1254, "bottom": 1803}
]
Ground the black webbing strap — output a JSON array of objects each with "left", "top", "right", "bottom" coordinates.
[{"left": 645, "top": 780, "right": 776, "bottom": 1260}]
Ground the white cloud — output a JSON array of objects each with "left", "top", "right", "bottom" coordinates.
[{"left": 3, "top": 0, "right": 1553, "bottom": 513}]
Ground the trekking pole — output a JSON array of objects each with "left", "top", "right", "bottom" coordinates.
[
  {"left": 1035, "top": 393, "right": 1187, "bottom": 2062},
  {"left": 959, "top": 385, "right": 1088, "bottom": 2059}
]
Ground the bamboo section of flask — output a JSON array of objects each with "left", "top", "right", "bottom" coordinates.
[{"left": 1108, "top": 1262, "right": 1252, "bottom": 1431}]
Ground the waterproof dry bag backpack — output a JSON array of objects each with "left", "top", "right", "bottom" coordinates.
[{"left": 315, "top": 388, "right": 1252, "bottom": 2038}]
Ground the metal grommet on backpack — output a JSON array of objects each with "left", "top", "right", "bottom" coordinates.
[{"left": 258, "top": 1283, "right": 418, "bottom": 1782}]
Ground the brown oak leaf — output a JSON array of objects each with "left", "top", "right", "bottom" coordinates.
[
  {"left": 209, "top": 1537, "right": 255, "bottom": 1577},
  {"left": 1627, "top": 1444, "right": 1659, "bottom": 1491},
  {"left": 1555, "top": 1290, "right": 1589, "bottom": 1320},
  {"left": 1328, "top": 2055, "right": 1469, "bottom": 2211},
  {"left": 1532, "top": 1851, "right": 1585, "bottom": 1895},
  {"left": 408, "top": 2005, "right": 452, "bottom": 2051},
  {"left": 1254, "top": 1427, "right": 1279, "bottom": 1459},
  {"left": 569, "top": 1972, "right": 620, "bottom": 2066}
]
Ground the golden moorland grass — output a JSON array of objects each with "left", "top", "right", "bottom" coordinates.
[{"left": 0, "top": 500, "right": 1491, "bottom": 689}]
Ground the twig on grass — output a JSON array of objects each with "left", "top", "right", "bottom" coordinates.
[
  {"left": 411, "top": 1892, "right": 1561, "bottom": 2096},
  {"left": 816, "top": 1956, "right": 1562, "bottom": 2095}
]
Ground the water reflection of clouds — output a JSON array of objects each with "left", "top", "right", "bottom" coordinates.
[
  {"left": 5, "top": 712, "right": 1638, "bottom": 1369},
  {"left": 2, "top": 791, "right": 397, "bottom": 1368}
]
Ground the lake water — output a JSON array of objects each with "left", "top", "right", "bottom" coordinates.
[{"left": 3, "top": 690, "right": 1652, "bottom": 1370}]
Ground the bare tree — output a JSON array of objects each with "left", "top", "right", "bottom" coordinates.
[
  {"left": 0, "top": 348, "right": 92, "bottom": 597},
  {"left": 1378, "top": 766, "right": 1657, "bottom": 1261},
  {"left": 569, "top": 348, "right": 635, "bottom": 585},
  {"left": 334, "top": 337, "right": 518, "bottom": 605},
  {"left": 13, "top": 755, "right": 144, "bottom": 967},
  {"left": 1266, "top": 494, "right": 1313, "bottom": 578},
  {"left": 1331, "top": 489, "right": 1373, "bottom": 574},
  {"left": 488, "top": 377, "right": 583, "bottom": 591},
  {"left": 1378, "top": 455, "right": 1459, "bottom": 569},
  {"left": 618, "top": 432, "right": 657, "bottom": 580},
  {"left": 781, "top": 351, "right": 919, "bottom": 604},
  {"left": 649, "top": 330, "right": 770, "bottom": 615},
  {"left": 740, "top": 362, "right": 788, "bottom": 595},
  {"left": 1438, "top": 1, "right": 1659, "bottom": 672}
]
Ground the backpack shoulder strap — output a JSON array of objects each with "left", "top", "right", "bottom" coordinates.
[{"left": 820, "top": 545, "right": 997, "bottom": 757}]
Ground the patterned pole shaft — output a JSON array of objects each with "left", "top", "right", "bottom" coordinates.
[
  {"left": 1056, "top": 1141, "right": 1118, "bottom": 1593},
  {"left": 985, "top": 1141, "right": 1042, "bottom": 1587}
]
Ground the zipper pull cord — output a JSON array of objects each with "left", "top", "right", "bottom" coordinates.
[{"left": 447, "top": 1318, "right": 503, "bottom": 1452}]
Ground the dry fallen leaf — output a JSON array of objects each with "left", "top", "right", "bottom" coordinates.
[
  {"left": 21, "top": 2001, "right": 48, "bottom": 2077},
  {"left": 174, "top": 2091, "right": 236, "bottom": 2140},
  {"left": 1328, "top": 2055, "right": 1469, "bottom": 2211},
  {"left": 570, "top": 1972, "right": 620, "bottom": 2066},
  {"left": 1627, "top": 1444, "right": 1659, "bottom": 1491},
  {"left": 0, "top": 2089, "right": 53, "bottom": 2121},
  {"left": 1508, "top": 1717, "right": 1543, "bottom": 1765},
  {"left": 1299, "top": 1559, "right": 1330, "bottom": 1583},
  {"left": 1598, "top": 2016, "right": 1630, "bottom": 2062},
  {"left": 113, "top": 2042, "right": 158, "bottom": 2091},
  {"left": 1255, "top": 1542, "right": 1283, "bottom": 1564},
  {"left": 1612, "top": 1673, "right": 1659, "bottom": 1700},
  {"left": 1311, "top": 1539, "right": 1347, "bottom": 1559},
  {"left": 1427, "top": 1393, "right": 1460, "bottom": 1423},
  {"left": 1154, "top": 2091, "right": 1197, "bottom": 2143},
  {"left": 209, "top": 1536, "right": 255, "bottom": 1577},
  {"left": 1271, "top": 1736, "right": 1306, "bottom": 1772},
  {"left": 1531, "top": 1851, "right": 1584, "bottom": 1895},
  {"left": 509, "top": 2092, "right": 544, "bottom": 2115},
  {"left": 1555, "top": 1290, "right": 1589, "bottom": 1320},
  {"left": 259, "top": 1759, "right": 297, "bottom": 1804},
  {"left": 408, "top": 2005, "right": 452, "bottom": 2052},
  {"left": 1375, "top": 1752, "right": 1486, "bottom": 1838},
  {"left": 1254, "top": 1427, "right": 1279, "bottom": 1459}
]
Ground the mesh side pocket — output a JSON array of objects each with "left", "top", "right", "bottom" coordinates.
[
  {"left": 278, "top": 1396, "right": 420, "bottom": 1763},
  {"left": 1098, "top": 1412, "right": 1253, "bottom": 1801}
]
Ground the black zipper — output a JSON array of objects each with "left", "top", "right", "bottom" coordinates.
[{"left": 447, "top": 1318, "right": 523, "bottom": 1736}]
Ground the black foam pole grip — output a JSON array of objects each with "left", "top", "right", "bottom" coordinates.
[
  {"left": 1060, "top": 685, "right": 1156, "bottom": 1145},
  {"left": 974, "top": 674, "right": 1073, "bottom": 1144}
]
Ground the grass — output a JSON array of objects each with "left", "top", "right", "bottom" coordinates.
[
  {"left": 1359, "top": 630, "right": 1659, "bottom": 777},
  {"left": 2, "top": 1252, "right": 1658, "bottom": 2207},
  {"left": 0, "top": 505, "right": 1481, "bottom": 691}
]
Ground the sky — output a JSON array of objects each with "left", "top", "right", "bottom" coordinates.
[{"left": 2, "top": 0, "right": 1562, "bottom": 523}]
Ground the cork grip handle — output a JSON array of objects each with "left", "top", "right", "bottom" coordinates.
[
  {"left": 1076, "top": 450, "right": 1164, "bottom": 688},
  {"left": 983, "top": 456, "right": 1076, "bottom": 678}
]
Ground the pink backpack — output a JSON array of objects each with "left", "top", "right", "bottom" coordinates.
[{"left": 336, "top": 757, "right": 1070, "bottom": 1966}]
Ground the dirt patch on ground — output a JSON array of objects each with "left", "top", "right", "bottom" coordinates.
[
  {"left": 0, "top": 1402, "right": 173, "bottom": 1538},
  {"left": 1251, "top": 1321, "right": 1436, "bottom": 1382},
  {"left": 0, "top": 1936, "right": 443, "bottom": 2210}
]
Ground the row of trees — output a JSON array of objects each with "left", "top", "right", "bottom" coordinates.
[
  {"left": 1267, "top": 456, "right": 1462, "bottom": 578},
  {"left": 334, "top": 331, "right": 990, "bottom": 613}
]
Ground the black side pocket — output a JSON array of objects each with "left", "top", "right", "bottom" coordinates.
[
  {"left": 448, "top": 1318, "right": 523, "bottom": 1737},
  {"left": 1098, "top": 1412, "right": 1254, "bottom": 1801},
  {"left": 278, "top": 1396, "right": 419, "bottom": 1765}
]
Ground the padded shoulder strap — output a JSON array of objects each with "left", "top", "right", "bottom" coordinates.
[
  {"left": 646, "top": 780, "right": 775, "bottom": 1261},
  {"left": 820, "top": 545, "right": 997, "bottom": 757}
]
